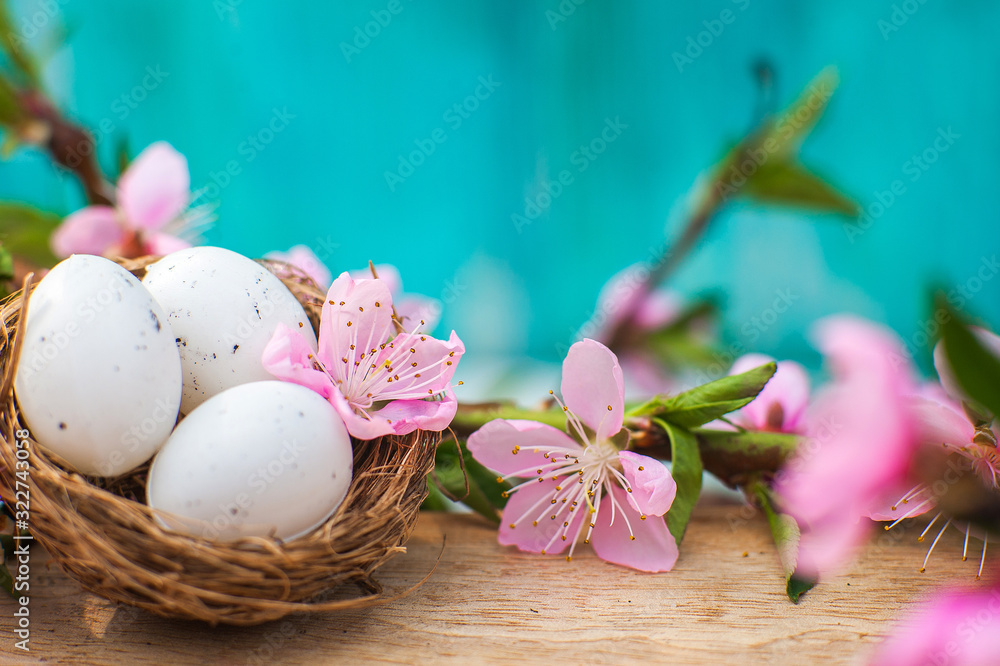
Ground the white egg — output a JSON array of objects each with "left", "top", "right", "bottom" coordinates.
[
  {"left": 141, "top": 246, "right": 318, "bottom": 414},
  {"left": 147, "top": 381, "right": 353, "bottom": 542},
  {"left": 14, "top": 255, "right": 183, "bottom": 476}
]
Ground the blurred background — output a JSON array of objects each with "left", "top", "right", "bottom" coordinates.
[{"left": 2, "top": 0, "right": 998, "bottom": 396}]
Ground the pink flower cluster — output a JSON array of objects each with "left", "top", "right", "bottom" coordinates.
[{"left": 263, "top": 271, "right": 464, "bottom": 439}]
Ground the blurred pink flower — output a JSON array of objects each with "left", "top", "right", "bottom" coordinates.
[
  {"left": 778, "top": 316, "right": 919, "bottom": 577},
  {"left": 51, "top": 142, "right": 209, "bottom": 258},
  {"left": 872, "top": 586, "right": 1000, "bottom": 666},
  {"left": 350, "top": 263, "right": 442, "bottom": 333},
  {"left": 262, "top": 271, "right": 464, "bottom": 439},
  {"left": 467, "top": 339, "right": 678, "bottom": 572},
  {"left": 729, "top": 353, "right": 810, "bottom": 434},
  {"left": 581, "top": 263, "right": 714, "bottom": 398},
  {"left": 265, "top": 245, "right": 333, "bottom": 288}
]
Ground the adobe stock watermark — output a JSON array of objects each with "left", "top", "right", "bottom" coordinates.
[
  {"left": 688, "top": 287, "right": 800, "bottom": 387},
  {"left": 512, "top": 116, "right": 628, "bottom": 233},
  {"left": 672, "top": 0, "right": 752, "bottom": 73},
  {"left": 200, "top": 439, "right": 307, "bottom": 540},
  {"left": 384, "top": 75, "right": 502, "bottom": 192},
  {"left": 340, "top": 0, "right": 415, "bottom": 63},
  {"left": 197, "top": 107, "right": 296, "bottom": 202},
  {"left": 546, "top": 0, "right": 587, "bottom": 30},
  {"left": 213, "top": 0, "right": 243, "bottom": 21},
  {"left": 95, "top": 394, "right": 180, "bottom": 476},
  {"left": 845, "top": 126, "right": 959, "bottom": 243},
  {"left": 878, "top": 0, "right": 931, "bottom": 41},
  {"left": 64, "top": 65, "right": 170, "bottom": 169},
  {"left": 3, "top": 0, "right": 70, "bottom": 53},
  {"left": 713, "top": 74, "right": 834, "bottom": 203},
  {"left": 17, "top": 270, "right": 134, "bottom": 379},
  {"left": 892, "top": 254, "right": 999, "bottom": 366}
]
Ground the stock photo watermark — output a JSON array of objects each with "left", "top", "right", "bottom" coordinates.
[
  {"left": 846, "top": 126, "right": 959, "bottom": 243},
  {"left": 340, "top": 0, "right": 416, "bottom": 63},
  {"left": 512, "top": 116, "right": 628, "bottom": 233},
  {"left": 3, "top": 0, "right": 70, "bottom": 53},
  {"left": 878, "top": 0, "right": 932, "bottom": 41},
  {"left": 384, "top": 75, "right": 502, "bottom": 192},
  {"left": 198, "top": 106, "right": 296, "bottom": 202},
  {"left": 10, "top": 427, "right": 34, "bottom": 652},
  {"left": 63, "top": 65, "right": 170, "bottom": 168},
  {"left": 672, "top": 0, "right": 752, "bottom": 73}
]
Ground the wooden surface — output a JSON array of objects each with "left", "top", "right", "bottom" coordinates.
[{"left": 0, "top": 502, "right": 982, "bottom": 665}]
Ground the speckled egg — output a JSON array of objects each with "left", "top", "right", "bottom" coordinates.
[
  {"left": 141, "top": 246, "right": 318, "bottom": 414},
  {"left": 14, "top": 255, "right": 182, "bottom": 476},
  {"left": 146, "top": 381, "right": 354, "bottom": 541}
]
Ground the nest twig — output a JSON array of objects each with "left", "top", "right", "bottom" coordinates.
[{"left": 0, "top": 256, "right": 439, "bottom": 625}]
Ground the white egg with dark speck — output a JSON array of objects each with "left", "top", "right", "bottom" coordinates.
[
  {"left": 141, "top": 246, "right": 318, "bottom": 414},
  {"left": 147, "top": 381, "right": 353, "bottom": 542},
  {"left": 14, "top": 255, "right": 182, "bottom": 476}
]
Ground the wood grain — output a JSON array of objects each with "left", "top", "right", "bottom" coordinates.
[{"left": 0, "top": 503, "right": 983, "bottom": 665}]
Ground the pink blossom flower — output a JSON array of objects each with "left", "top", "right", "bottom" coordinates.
[
  {"left": 728, "top": 353, "right": 810, "bottom": 433},
  {"left": 262, "top": 271, "right": 464, "bottom": 439},
  {"left": 350, "top": 264, "right": 442, "bottom": 333},
  {"left": 872, "top": 585, "right": 1000, "bottom": 666},
  {"left": 51, "top": 142, "right": 209, "bottom": 258},
  {"left": 467, "top": 339, "right": 679, "bottom": 572},
  {"left": 265, "top": 245, "right": 332, "bottom": 288},
  {"left": 778, "top": 316, "right": 919, "bottom": 577}
]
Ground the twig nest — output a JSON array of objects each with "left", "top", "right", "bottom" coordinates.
[{"left": 0, "top": 255, "right": 439, "bottom": 625}]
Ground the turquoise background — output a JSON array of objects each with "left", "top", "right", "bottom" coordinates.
[{"left": 3, "top": 0, "right": 999, "bottom": 371}]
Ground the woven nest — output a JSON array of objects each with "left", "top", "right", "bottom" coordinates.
[{"left": 0, "top": 256, "right": 440, "bottom": 625}]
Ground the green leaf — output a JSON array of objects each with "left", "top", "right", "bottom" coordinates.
[
  {"left": 764, "top": 66, "right": 839, "bottom": 158},
  {"left": 0, "top": 243, "right": 12, "bottom": 279},
  {"left": 656, "top": 418, "right": 702, "bottom": 547},
  {"left": 0, "top": 74, "right": 25, "bottom": 127},
  {"left": 0, "top": 202, "right": 60, "bottom": 267},
  {"left": 741, "top": 159, "right": 859, "bottom": 217},
  {"left": 752, "top": 481, "right": 815, "bottom": 603},
  {"left": 786, "top": 575, "right": 816, "bottom": 603},
  {"left": 631, "top": 362, "right": 776, "bottom": 428},
  {"left": 430, "top": 439, "right": 507, "bottom": 523},
  {"left": 938, "top": 294, "right": 1000, "bottom": 420}
]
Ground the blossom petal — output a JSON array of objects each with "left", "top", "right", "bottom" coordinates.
[
  {"left": 731, "top": 354, "right": 810, "bottom": 433},
  {"left": 618, "top": 451, "right": 676, "bottom": 517},
  {"left": 144, "top": 231, "right": 192, "bottom": 256},
  {"left": 50, "top": 206, "right": 123, "bottom": 257},
  {"left": 467, "top": 419, "right": 582, "bottom": 477},
  {"left": 589, "top": 485, "right": 678, "bottom": 572},
  {"left": 370, "top": 389, "right": 458, "bottom": 435},
  {"left": 778, "top": 316, "right": 918, "bottom": 575},
  {"left": 262, "top": 323, "right": 333, "bottom": 399},
  {"left": 910, "top": 395, "right": 975, "bottom": 450},
  {"left": 373, "top": 330, "right": 463, "bottom": 400},
  {"left": 872, "top": 587, "right": 1000, "bottom": 666},
  {"left": 328, "top": 386, "right": 394, "bottom": 440},
  {"left": 560, "top": 338, "right": 625, "bottom": 440},
  {"left": 865, "top": 484, "right": 935, "bottom": 522},
  {"left": 318, "top": 272, "right": 393, "bottom": 378},
  {"left": 117, "top": 142, "right": 190, "bottom": 230},
  {"left": 498, "top": 477, "right": 584, "bottom": 555},
  {"left": 351, "top": 263, "right": 402, "bottom": 295},
  {"left": 266, "top": 245, "right": 332, "bottom": 288}
]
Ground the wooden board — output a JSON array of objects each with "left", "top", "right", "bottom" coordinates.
[{"left": 0, "top": 503, "right": 980, "bottom": 664}]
